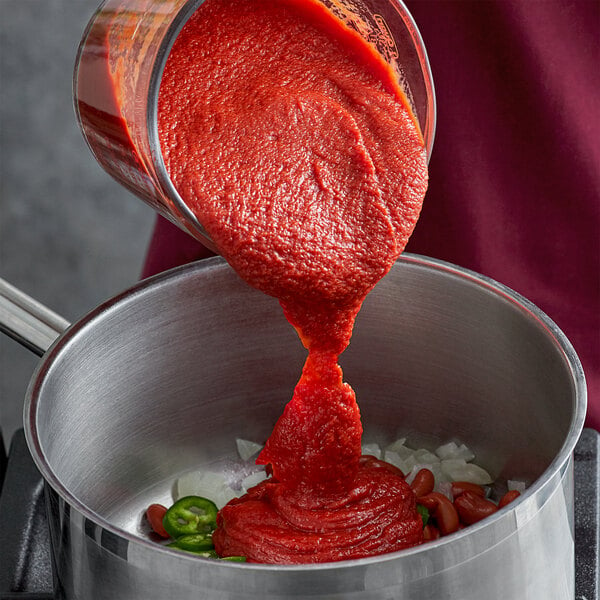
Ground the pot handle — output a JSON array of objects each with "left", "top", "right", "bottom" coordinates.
[{"left": 0, "top": 277, "right": 70, "bottom": 357}]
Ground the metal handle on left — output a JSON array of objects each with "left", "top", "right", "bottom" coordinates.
[{"left": 0, "top": 277, "right": 70, "bottom": 356}]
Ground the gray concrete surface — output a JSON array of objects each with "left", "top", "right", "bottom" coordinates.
[{"left": 0, "top": 0, "right": 156, "bottom": 450}]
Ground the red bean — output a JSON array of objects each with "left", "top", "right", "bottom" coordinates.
[
  {"left": 451, "top": 481, "right": 486, "bottom": 499},
  {"left": 423, "top": 523, "right": 440, "bottom": 541},
  {"left": 418, "top": 492, "right": 460, "bottom": 536},
  {"left": 454, "top": 491, "right": 498, "bottom": 525},
  {"left": 146, "top": 504, "right": 170, "bottom": 538},
  {"left": 498, "top": 489, "right": 521, "bottom": 508},
  {"left": 411, "top": 468, "right": 435, "bottom": 497}
]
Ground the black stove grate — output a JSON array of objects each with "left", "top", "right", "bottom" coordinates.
[
  {"left": 0, "top": 428, "right": 598, "bottom": 600},
  {"left": 0, "top": 430, "right": 55, "bottom": 600}
]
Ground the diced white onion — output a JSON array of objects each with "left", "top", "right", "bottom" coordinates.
[
  {"left": 398, "top": 455, "right": 418, "bottom": 475},
  {"left": 384, "top": 438, "right": 413, "bottom": 460},
  {"left": 212, "top": 486, "right": 242, "bottom": 509},
  {"left": 236, "top": 438, "right": 264, "bottom": 461},
  {"left": 383, "top": 449, "right": 404, "bottom": 470},
  {"left": 441, "top": 459, "right": 493, "bottom": 485},
  {"left": 176, "top": 470, "right": 241, "bottom": 508},
  {"left": 386, "top": 442, "right": 444, "bottom": 478},
  {"left": 241, "top": 470, "right": 269, "bottom": 492},
  {"left": 435, "top": 441, "right": 475, "bottom": 462},
  {"left": 361, "top": 442, "right": 382, "bottom": 459},
  {"left": 413, "top": 448, "right": 440, "bottom": 464},
  {"left": 434, "top": 480, "right": 454, "bottom": 500},
  {"left": 508, "top": 480, "right": 527, "bottom": 493}
]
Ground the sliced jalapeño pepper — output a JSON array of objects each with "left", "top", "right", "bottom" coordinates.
[
  {"left": 221, "top": 555, "right": 247, "bottom": 562},
  {"left": 167, "top": 543, "right": 219, "bottom": 558},
  {"left": 162, "top": 495, "right": 218, "bottom": 538},
  {"left": 167, "top": 532, "right": 214, "bottom": 552}
]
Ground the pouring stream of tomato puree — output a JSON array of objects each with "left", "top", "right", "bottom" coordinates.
[{"left": 158, "top": 0, "right": 428, "bottom": 563}]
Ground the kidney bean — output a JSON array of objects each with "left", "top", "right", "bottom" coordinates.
[
  {"left": 451, "top": 481, "right": 486, "bottom": 499},
  {"left": 423, "top": 523, "right": 440, "bottom": 541},
  {"left": 146, "top": 504, "right": 170, "bottom": 538},
  {"left": 418, "top": 492, "right": 460, "bottom": 536},
  {"left": 454, "top": 491, "right": 498, "bottom": 525},
  {"left": 411, "top": 468, "right": 435, "bottom": 497},
  {"left": 498, "top": 489, "right": 521, "bottom": 508}
]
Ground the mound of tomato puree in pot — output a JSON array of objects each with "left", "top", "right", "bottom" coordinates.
[{"left": 158, "top": 0, "right": 428, "bottom": 563}]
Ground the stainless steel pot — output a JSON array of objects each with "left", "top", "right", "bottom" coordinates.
[{"left": 0, "top": 254, "right": 586, "bottom": 599}]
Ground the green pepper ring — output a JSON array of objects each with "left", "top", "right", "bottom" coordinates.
[
  {"left": 162, "top": 495, "right": 218, "bottom": 539},
  {"left": 167, "top": 544, "right": 219, "bottom": 558},
  {"left": 168, "top": 532, "right": 214, "bottom": 552}
]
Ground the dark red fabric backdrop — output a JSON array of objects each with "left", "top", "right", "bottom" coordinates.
[{"left": 142, "top": 0, "right": 599, "bottom": 430}]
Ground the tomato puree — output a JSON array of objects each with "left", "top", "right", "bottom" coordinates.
[{"left": 158, "top": 0, "right": 428, "bottom": 563}]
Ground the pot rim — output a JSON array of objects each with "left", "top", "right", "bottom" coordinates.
[{"left": 23, "top": 253, "right": 587, "bottom": 572}]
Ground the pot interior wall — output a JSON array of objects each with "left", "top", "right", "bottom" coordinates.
[{"left": 28, "top": 257, "right": 576, "bottom": 528}]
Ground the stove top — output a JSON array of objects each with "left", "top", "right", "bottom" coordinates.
[{"left": 0, "top": 427, "right": 598, "bottom": 600}]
